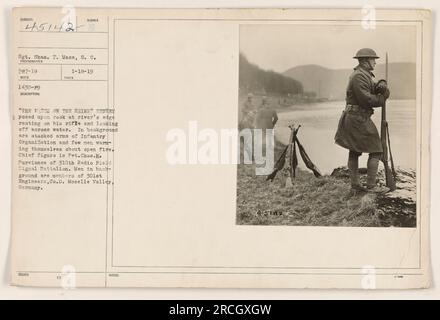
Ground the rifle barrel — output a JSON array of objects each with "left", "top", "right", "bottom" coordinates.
[{"left": 385, "top": 52, "right": 388, "bottom": 82}]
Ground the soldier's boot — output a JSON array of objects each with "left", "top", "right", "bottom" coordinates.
[
  {"left": 366, "top": 156, "right": 390, "bottom": 194},
  {"left": 348, "top": 153, "right": 366, "bottom": 192}
]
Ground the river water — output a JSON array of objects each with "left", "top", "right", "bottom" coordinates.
[{"left": 275, "top": 100, "right": 416, "bottom": 174}]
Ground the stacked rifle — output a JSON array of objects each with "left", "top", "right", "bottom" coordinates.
[{"left": 267, "top": 125, "right": 322, "bottom": 182}]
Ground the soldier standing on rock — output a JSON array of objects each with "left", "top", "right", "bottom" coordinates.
[{"left": 335, "top": 48, "right": 390, "bottom": 193}]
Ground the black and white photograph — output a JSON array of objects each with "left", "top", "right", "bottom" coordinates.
[
  {"left": 4, "top": 6, "right": 433, "bottom": 292},
  {"left": 237, "top": 24, "right": 417, "bottom": 227}
]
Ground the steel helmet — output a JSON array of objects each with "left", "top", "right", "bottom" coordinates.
[{"left": 353, "top": 48, "right": 379, "bottom": 59}]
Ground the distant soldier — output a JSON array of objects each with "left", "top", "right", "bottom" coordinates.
[
  {"left": 255, "top": 96, "right": 278, "bottom": 130},
  {"left": 335, "top": 48, "right": 390, "bottom": 193},
  {"left": 254, "top": 96, "right": 278, "bottom": 163},
  {"left": 239, "top": 93, "right": 257, "bottom": 130}
]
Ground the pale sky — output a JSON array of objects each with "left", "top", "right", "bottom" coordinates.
[{"left": 240, "top": 24, "right": 417, "bottom": 72}]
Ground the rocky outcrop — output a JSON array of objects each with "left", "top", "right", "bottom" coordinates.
[
  {"left": 375, "top": 168, "right": 416, "bottom": 227},
  {"left": 331, "top": 166, "right": 416, "bottom": 227}
]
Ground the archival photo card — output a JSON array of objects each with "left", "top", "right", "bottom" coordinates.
[{"left": 10, "top": 7, "right": 431, "bottom": 289}]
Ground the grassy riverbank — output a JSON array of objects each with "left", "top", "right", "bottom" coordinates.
[{"left": 236, "top": 143, "right": 416, "bottom": 227}]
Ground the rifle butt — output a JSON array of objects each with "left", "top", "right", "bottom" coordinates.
[{"left": 384, "top": 164, "right": 397, "bottom": 191}]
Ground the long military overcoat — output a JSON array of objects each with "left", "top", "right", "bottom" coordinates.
[{"left": 334, "top": 65, "right": 386, "bottom": 154}]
